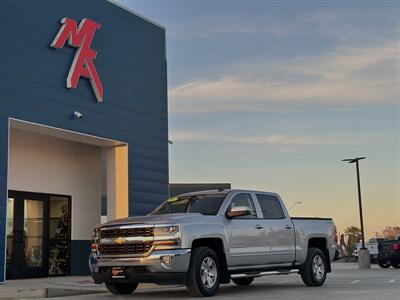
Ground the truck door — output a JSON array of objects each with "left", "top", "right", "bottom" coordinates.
[
  {"left": 225, "top": 193, "right": 266, "bottom": 267},
  {"left": 254, "top": 193, "right": 296, "bottom": 264}
]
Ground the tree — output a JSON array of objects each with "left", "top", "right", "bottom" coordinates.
[
  {"left": 49, "top": 203, "right": 70, "bottom": 275},
  {"left": 381, "top": 226, "right": 400, "bottom": 240},
  {"left": 342, "top": 226, "right": 361, "bottom": 261}
]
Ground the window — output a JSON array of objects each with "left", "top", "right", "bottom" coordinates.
[
  {"left": 256, "top": 194, "right": 285, "bottom": 219},
  {"left": 227, "top": 193, "right": 257, "bottom": 219},
  {"left": 151, "top": 194, "right": 227, "bottom": 216}
]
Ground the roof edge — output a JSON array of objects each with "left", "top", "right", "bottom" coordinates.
[{"left": 107, "top": 0, "right": 166, "bottom": 30}]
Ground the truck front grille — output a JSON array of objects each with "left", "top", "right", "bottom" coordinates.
[
  {"left": 98, "top": 242, "right": 153, "bottom": 256},
  {"left": 100, "top": 227, "right": 154, "bottom": 239}
]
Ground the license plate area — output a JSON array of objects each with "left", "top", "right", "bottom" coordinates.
[{"left": 111, "top": 267, "right": 126, "bottom": 279}]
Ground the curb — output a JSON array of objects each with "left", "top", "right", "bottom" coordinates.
[
  {"left": 0, "top": 283, "right": 183, "bottom": 299},
  {"left": 0, "top": 288, "right": 106, "bottom": 299}
]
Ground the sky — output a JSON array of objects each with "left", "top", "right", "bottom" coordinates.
[{"left": 119, "top": 0, "right": 400, "bottom": 239}]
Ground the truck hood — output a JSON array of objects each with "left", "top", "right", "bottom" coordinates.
[{"left": 101, "top": 213, "right": 203, "bottom": 227}]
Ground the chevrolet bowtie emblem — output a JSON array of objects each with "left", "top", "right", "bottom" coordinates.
[{"left": 114, "top": 237, "right": 126, "bottom": 244}]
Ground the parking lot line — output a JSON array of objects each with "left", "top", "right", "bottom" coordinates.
[{"left": 271, "top": 280, "right": 289, "bottom": 285}]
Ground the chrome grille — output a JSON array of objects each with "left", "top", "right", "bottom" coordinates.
[
  {"left": 100, "top": 227, "right": 154, "bottom": 239},
  {"left": 98, "top": 242, "right": 153, "bottom": 256}
]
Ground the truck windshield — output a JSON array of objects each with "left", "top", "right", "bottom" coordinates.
[{"left": 150, "top": 194, "right": 227, "bottom": 216}]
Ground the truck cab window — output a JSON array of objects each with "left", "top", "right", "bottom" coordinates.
[
  {"left": 256, "top": 194, "right": 285, "bottom": 219},
  {"left": 150, "top": 194, "right": 226, "bottom": 216},
  {"left": 227, "top": 193, "right": 257, "bottom": 219}
]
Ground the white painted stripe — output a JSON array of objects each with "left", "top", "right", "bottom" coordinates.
[{"left": 350, "top": 280, "right": 360, "bottom": 284}]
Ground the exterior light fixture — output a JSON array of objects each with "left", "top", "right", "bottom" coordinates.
[{"left": 73, "top": 111, "right": 83, "bottom": 119}]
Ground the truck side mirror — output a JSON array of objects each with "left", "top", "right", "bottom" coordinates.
[{"left": 226, "top": 206, "right": 251, "bottom": 219}]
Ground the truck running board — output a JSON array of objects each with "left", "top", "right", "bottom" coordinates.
[{"left": 230, "top": 269, "right": 299, "bottom": 279}]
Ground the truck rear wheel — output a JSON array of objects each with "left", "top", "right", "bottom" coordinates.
[
  {"left": 391, "top": 261, "right": 400, "bottom": 269},
  {"left": 187, "top": 247, "right": 220, "bottom": 297},
  {"left": 105, "top": 282, "right": 139, "bottom": 295},
  {"left": 300, "top": 247, "right": 327, "bottom": 287},
  {"left": 232, "top": 277, "right": 255, "bottom": 286}
]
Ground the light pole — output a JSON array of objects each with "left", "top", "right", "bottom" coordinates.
[
  {"left": 288, "top": 201, "right": 302, "bottom": 212},
  {"left": 342, "top": 156, "right": 370, "bottom": 268}
]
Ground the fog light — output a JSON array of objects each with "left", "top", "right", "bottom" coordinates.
[{"left": 161, "top": 256, "right": 172, "bottom": 268}]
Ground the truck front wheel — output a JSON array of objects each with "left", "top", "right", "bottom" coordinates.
[
  {"left": 300, "top": 247, "right": 327, "bottom": 287},
  {"left": 187, "top": 247, "right": 220, "bottom": 297},
  {"left": 378, "top": 260, "right": 391, "bottom": 268},
  {"left": 105, "top": 282, "right": 139, "bottom": 295}
]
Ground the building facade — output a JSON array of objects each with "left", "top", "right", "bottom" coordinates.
[{"left": 0, "top": 0, "right": 169, "bottom": 281}]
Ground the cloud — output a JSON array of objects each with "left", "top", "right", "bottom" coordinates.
[
  {"left": 171, "top": 131, "right": 358, "bottom": 146},
  {"left": 208, "top": 23, "right": 298, "bottom": 38},
  {"left": 169, "top": 43, "right": 399, "bottom": 114}
]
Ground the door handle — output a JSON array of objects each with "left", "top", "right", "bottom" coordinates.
[
  {"left": 284, "top": 225, "right": 293, "bottom": 230},
  {"left": 255, "top": 224, "right": 264, "bottom": 230}
]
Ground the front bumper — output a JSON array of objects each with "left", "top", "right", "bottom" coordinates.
[{"left": 89, "top": 248, "right": 191, "bottom": 275}]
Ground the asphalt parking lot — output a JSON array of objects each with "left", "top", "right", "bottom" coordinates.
[{"left": 44, "top": 263, "right": 399, "bottom": 300}]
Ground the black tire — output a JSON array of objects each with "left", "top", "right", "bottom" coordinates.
[
  {"left": 378, "top": 260, "right": 391, "bottom": 268},
  {"left": 187, "top": 247, "right": 220, "bottom": 297},
  {"left": 300, "top": 247, "right": 328, "bottom": 287},
  {"left": 391, "top": 261, "right": 400, "bottom": 269},
  {"left": 232, "top": 277, "right": 255, "bottom": 286},
  {"left": 105, "top": 282, "right": 139, "bottom": 295}
]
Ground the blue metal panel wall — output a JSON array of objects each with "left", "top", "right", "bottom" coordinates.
[{"left": 0, "top": 0, "right": 168, "bottom": 280}]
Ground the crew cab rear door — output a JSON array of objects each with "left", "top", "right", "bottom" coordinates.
[{"left": 253, "top": 193, "right": 296, "bottom": 264}]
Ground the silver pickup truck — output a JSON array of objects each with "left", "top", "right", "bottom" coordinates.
[{"left": 89, "top": 189, "right": 337, "bottom": 296}]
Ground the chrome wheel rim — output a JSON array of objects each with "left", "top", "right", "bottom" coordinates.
[
  {"left": 200, "top": 257, "right": 218, "bottom": 288},
  {"left": 312, "top": 255, "right": 325, "bottom": 280}
]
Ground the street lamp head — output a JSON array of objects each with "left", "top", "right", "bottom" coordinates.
[{"left": 342, "top": 157, "right": 366, "bottom": 164}]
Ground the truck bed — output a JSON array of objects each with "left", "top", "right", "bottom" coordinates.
[{"left": 291, "top": 217, "right": 336, "bottom": 263}]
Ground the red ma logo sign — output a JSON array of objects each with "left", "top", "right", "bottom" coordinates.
[{"left": 51, "top": 17, "right": 103, "bottom": 102}]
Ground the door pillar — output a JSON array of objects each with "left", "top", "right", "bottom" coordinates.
[{"left": 106, "top": 146, "right": 128, "bottom": 221}]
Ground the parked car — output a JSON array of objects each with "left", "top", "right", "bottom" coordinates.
[
  {"left": 89, "top": 189, "right": 338, "bottom": 297},
  {"left": 352, "top": 238, "right": 386, "bottom": 263},
  {"left": 378, "top": 236, "right": 400, "bottom": 268}
]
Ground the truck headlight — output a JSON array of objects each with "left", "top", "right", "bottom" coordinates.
[
  {"left": 154, "top": 225, "right": 179, "bottom": 236},
  {"left": 153, "top": 225, "right": 181, "bottom": 248},
  {"left": 92, "top": 227, "right": 100, "bottom": 240},
  {"left": 91, "top": 227, "right": 100, "bottom": 254}
]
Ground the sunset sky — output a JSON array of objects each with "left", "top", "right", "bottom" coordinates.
[{"left": 121, "top": 0, "right": 400, "bottom": 238}]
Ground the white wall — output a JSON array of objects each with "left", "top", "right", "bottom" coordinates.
[{"left": 8, "top": 128, "right": 102, "bottom": 240}]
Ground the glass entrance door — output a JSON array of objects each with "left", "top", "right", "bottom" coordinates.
[
  {"left": 7, "top": 192, "right": 48, "bottom": 278},
  {"left": 6, "top": 191, "right": 71, "bottom": 279}
]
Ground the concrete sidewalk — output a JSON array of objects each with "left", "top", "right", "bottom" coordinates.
[{"left": 0, "top": 276, "right": 173, "bottom": 299}]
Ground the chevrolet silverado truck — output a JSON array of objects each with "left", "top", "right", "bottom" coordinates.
[{"left": 89, "top": 189, "right": 338, "bottom": 296}]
